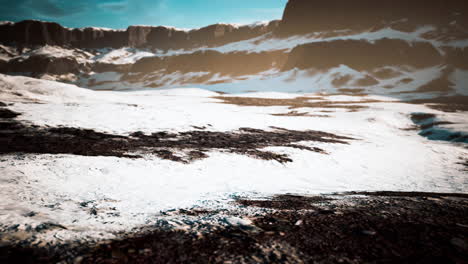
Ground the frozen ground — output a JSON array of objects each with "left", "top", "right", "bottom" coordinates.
[{"left": 0, "top": 74, "right": 467, "bottom": 243}]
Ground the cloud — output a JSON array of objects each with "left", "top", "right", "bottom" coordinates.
[
  {"left": 0, "top": 0, "right": 91, "bottom": 19},
  {"left": 99, "top": 1, "right": 128, "bottom": 12},
  {"left": 29, "top": 0, "right": 67, "bottom": 17}
]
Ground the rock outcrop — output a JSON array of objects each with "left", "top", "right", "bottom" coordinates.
[
  {"left": 0, "top": 20, "right": 280, "bottom": 50},
  {"left": 277, "top": 0, "right": 468, "bottom": 36},
  {"left": 6, "top": 55, "right": 88, "bottom": 75},
  {"left": 0, "top": 20, "right": 127, "bottom": 49},
  {"left": 445, "top": 47, "right": 468, "bottom": 70},
  {"left": 283, "top": 39, "right": 443, "bottom": 71},
  {"left": 128, "top": 50, "right": 287, "bottom": 77},
  {"left": 132, "top": 21, "right": 281, "bottom": 50}
]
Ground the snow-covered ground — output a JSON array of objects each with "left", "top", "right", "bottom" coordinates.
[
  {"left": 0, "top": 74, "right": 467, "bottom": 243},
  {"left": 79, "top": 65, "right": 468, "bottom": 101}
]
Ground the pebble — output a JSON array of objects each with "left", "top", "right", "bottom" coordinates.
[
  {"left": 361, "top": 230, "right": 377, "bottom": 236},
  {"left": 73, "top": 256, "right": 84, "bottom": 264},
  {"left": 451, "top": 238, "right": 468, "bottom": 251}
]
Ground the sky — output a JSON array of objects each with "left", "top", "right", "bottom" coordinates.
[{"left": 0, "top": 0, "right": 288, "bottom": 29}]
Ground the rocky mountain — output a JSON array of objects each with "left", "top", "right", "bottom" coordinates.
[
  {"left": 277, "top": 0, "right": 468, "bottom": 36},
  {"left": 0, "top": 20, "right": 280, "bottom": 50},
  {"left": 0, "top": 0, "right": 466, "bottom": 98}
]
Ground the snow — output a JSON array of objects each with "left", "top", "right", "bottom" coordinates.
[
  {"left": 65, "top": 25, "right": 467, "bottom": 70},
  {"left": 92, "top": 48, "right": 155, "bottom": 65},
  {"left": 76, "top": 64, "right": 463, "bottom": 101},
  {"left": 213, "top": 21, "right": 271, "bottom": 29},
  {"left": 163, "top": 26, "right": 463, "bottom": 56},
  {"left": 129, "top": 25, "right": 190, "bottom": 31},
  {"left": 176, "top": 66, "right": 450, "bottom": 99},
  {"left": 0, "top": 74, "right": 466, "bottom": 241},
  {"left": 245, "top": 21, "right": 271, "bottom": 28},
  {"left": 83, "top": 26, "right": 458, "bottom": 66},
  {"left": 451, "top": 69, "right": 468, "bottom": 96},
  {"left": 1, "top": 65, "right": 467, "bottom": 242}
]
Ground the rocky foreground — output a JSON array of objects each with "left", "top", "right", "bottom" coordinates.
[{"left": 1, "top": 192, "right": 467, "bottom": 264}]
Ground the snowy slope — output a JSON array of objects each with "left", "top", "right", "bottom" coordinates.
[
  {"left": 90, "top": 25, "right": 468, "bottom": 64},
  {"left": 0, "top": 74, "right": 466, "bottom": 243}
]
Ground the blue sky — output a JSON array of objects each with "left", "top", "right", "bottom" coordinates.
[{"left": 0, "top": 0, "right": 288, "bottom": 29}]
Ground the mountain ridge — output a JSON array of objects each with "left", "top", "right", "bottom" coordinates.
[
  {"left": 0, "top": 19, "right": 280, "bottom": 49},
  {"left": 0, "top": 0, "right": 466, "bottom": 98}
]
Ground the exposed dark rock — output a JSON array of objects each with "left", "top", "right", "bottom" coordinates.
[
  {"left": 214, "top": 95, "right": 380, "bottom": 111},
  {"left": 70, "top": 27, "right": 127, "bottom": 49},
  {"left": 2, "top": 193, "right": 467, "bottom": 264},
  {"left": 0, "top": 110, "right": 352, "bottom": 163},
  {"left": 409, "top": 96, "right": 468, "bottom": 112},
  {"left": 445, "top": 47, "right": 468, "bottom": 70},
  {"left": 277, "top": 0, "right": 468, "bottom": 36},
  {"left": 5, "top": 54, "right": 88, "bottom": 75},
  {"left": 283, "top": 39, "right": 443, "bottom": 72},
  {"left": 0, "top": 20, "right": 279, "bottom": 50},
  {"left": 417, "top": 66, "right": 455, "bottom": 93},
  {"left": 129, "top": 22, "right": 281, "bottom": 50},
  {"left": 92, "top": 62, "right": 132, "bottom": 73},
  {"left": 238, "top": 194, "right": 334, "bottom": 210},
  {"left": 331, "top": 74, "right": 352, "bottom": 87},
  {"left": 0, "top": 108, "right": 21, "bottom": 118},
  {"left": 348, "top": 191, "right": 468, "bottom": 198},
  {"left": 127, "top": 26, "right": 154, "bottom": 48},
  {"left": 185, "top": 21, "right": 280, "bottom": 49},
  {"left": 0, "top": 20, "right": 127, "bottom": 48},
  {"left": 0, "top": 58, "right": 8, "bottom": 72},
  {"left": 337, "top": 88, "right": 367, "bottom": 95},
  {"left": 352, "top": 75, "right": 379, "bottom": 86},
  {"left": 372, "top": 68, "right": 403, "bottom": 79},
  {"left": 127, "top": 50, "right": 287, "bottom": 77}
]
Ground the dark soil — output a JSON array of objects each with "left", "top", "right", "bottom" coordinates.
[
  {"left": 2, "top": 192, "right": 467, "bottom": 264},
  {"left": 271, "top": 110, "right": 330, "bottom": 117},
  {"left": 0, "top": 108, "right": 20, "bottom": 118},
  {"left": 213, "top": 96, "right": 381, "bottom": 111},
  {"left": 0, "top": 104, "right": 352, "bottom": 163},
  {"left": 409, "top": 96, "right": 468, "bottom": 112},
  {"left": 237, "top": 194, "right": 334, "bottom": 210}
]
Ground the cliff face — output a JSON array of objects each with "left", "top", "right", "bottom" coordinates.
[
  {"left": 277, "top": 0, "right": 468, "bottom": 36},
  {"left": 129, "top": 21, "right": 281, "bottom": 50},
  {"left": 283, "top": 39, "right": 443, "bottom": 71},
  {"left": 0, "top": 20, "right": 280, "bottom": 50},
  {"left": 129, "top": 50, "right": 287, "bottom": 76},
  {"left": 0, "top": 20, "right": 127, "bottom": 48}
]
